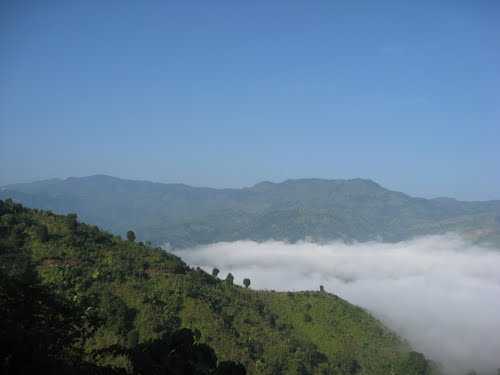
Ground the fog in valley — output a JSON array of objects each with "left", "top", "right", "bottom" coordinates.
[{"left": 176, "top": 235, "right": 500, "bottom": 374}]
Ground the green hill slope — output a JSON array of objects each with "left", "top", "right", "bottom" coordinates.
[
  {"left": 0, "top": 199, "right": 437, "bottom": 374},
  {"left": 2, "top": 175, "right": 499, "bottom": 248}
]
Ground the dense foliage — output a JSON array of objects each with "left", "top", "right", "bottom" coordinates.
[
  {"left": 2, "top": 175, "right": 499, "bottom": 248},
  {"left": 0, "top": 200, "right": 438, "bottom": 374}
]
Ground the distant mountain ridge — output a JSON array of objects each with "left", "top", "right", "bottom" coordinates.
[{"left": 2, "top": 175, "right": 500, "bottom": 248}]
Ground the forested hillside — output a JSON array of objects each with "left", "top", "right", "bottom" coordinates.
[
  {"left": 0, "top": 199, "right": 437, "bottom": 374},
  {"left": 2, "top": 175, "right": 499, "bottom": 248}
]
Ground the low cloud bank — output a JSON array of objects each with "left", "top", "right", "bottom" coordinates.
[{"left": 175, "top": 235, "right": 500, "bottom": 374}]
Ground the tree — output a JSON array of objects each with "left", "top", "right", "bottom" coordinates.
[
  {"left": 401, "top": 351, "right": 429, "bottom": 375},
  {"left": 127, "top": 329, "right": 139, "bottom": 348},
  {"left": 226, "top": 273, "right": 234, "bottom": 285},
  {"left": 34, "top": 224, "right": 49, "bottom": 242},
  {"left": 126, "top": 230, "right": 136, "bottom": 242},
  {"left": 0, "top": 258, "right": 92, "bottom": 374},
  {"left": 243, "top": 278, "right": 251, "bottom": 288},
  {"left": 212, "top": 268, "right": 220, "bottom": 277},
  {"left": 104, "top": 328, "right": 246, "bottom": 375},
  {"left": 214, "top": 361, "right": 246, "bottom": 375},
  {"left": 66, "top": 213, "right": 78, "bottom": 233}
]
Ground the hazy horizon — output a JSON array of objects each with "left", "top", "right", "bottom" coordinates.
[
  {"left": 2, "top": 173, "right": 500, "bottom": 202},
  {"left": 1, "top": 1, "right": 499, "bottom": 200}
]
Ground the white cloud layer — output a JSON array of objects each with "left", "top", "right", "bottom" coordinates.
[{"left": 175, "top": 235, "right": 500, "bottom": 374}]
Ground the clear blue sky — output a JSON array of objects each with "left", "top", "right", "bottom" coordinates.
[{"left": 1, "top": 1, "right": 499, "bottom": 200}]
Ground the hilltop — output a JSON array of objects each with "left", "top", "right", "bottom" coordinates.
[{"left": 0, "top": 199, "right": 436, "bottom": 374}]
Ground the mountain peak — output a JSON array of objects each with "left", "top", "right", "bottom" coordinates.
[
  {"left": 1, "top": 174, "right": 499, "bottom": 248},
  {"left": 66, "top": 174, "right": 122, "bottom": 182}
]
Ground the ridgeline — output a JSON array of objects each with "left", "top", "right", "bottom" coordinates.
[{"left": 2, "top": 175, "right": 499, "bottom": 248}]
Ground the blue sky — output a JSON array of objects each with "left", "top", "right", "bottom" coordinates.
[{"left": 1, "top": 1, "right": 499, "bottom": 200}]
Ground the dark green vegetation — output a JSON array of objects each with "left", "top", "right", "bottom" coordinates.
[
  {"left": 0, "top": 200, "right": 437, "bottom": 374},
  {"left": 2, "top": 175, "right": 499, "bottom": 248},
  {"left": 0, "top": 200, "right": 245, "bottom": 375}
]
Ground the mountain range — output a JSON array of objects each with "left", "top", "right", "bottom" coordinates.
[{"left": 2, "top": 175, "right": 499, "bottom": 248}]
